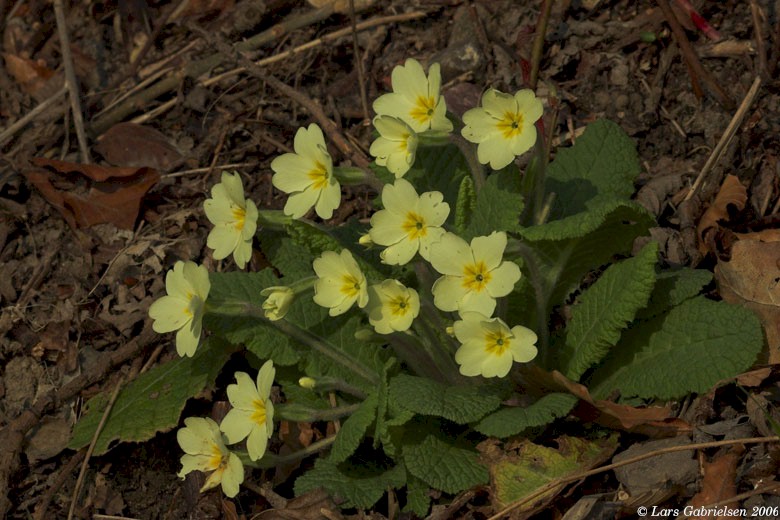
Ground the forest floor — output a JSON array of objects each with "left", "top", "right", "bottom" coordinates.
[{"left": 2, "top": 0, "right": 780, "bottom": 518}]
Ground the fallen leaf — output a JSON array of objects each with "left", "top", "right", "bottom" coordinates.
[
  {"left": 736, "top": 367, "right": 773, "bottom": 387},
  {"left": 2, "top": 52, "right": 58, "bottom": 97},
  {"left": 714, "top": 233, "right": 780, "bottom": 362},
  {"left": 686, "top": 447, "right": 743, "bottom": 519},
  {"left": 697, "top": 174, "right": 747, "bottom": 254},
  {"left": 552, "top": 371, "right": 692, "bottom": 436},
  {"left": 24, "top": 159, "right": 159, "bottom": 230},
  {"left": 95, "top": 123, "right": 183, "bottom": 171},
  {"left": 307, "top": 0, "right": 375, "bottom": 14}
]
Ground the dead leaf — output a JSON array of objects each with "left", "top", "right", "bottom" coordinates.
[
  {"left": 2, "top": 52, "right": 58, "bottom": 97},
  {"left": 714, "top": 234, "right": 780, "bottom": 362},
  {"left": 736, "top": 368, "right": 773, "bottom": 387},
  {"left": 95, "top": 123, "right": 183, "bottom": 172},
  {"left": 552, "top": 371, "right": 692, "bottom": 436},
  {"left": 24, "top": 159, "right": 159, "bottom": 230},
  {"left": 697, "top": 174, "right": 747, "bottom": 254},
  {"left": 686, "top": 447, "right": 743, "bottom": 519},
  {"left": 307, "top": 0, "right": 376, "bottom": 14}
]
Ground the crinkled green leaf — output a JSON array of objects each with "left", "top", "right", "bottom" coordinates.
[
  {"left": 560, "top": 242, "right": 658, "bottom": 380},
  {"left": 389, "top": 374, "right": 502, "bottom": 424},
  {"left": 294, "top": 458, "right": 406, "bottom": 509},
  {"left": 68, "top": 337, "right": 234, "bottom": 454},
  {"left": 591, "top": 297, "right": 763, "bottom": 399},
  {"left": 454, "top": 174, "right": 476, "bottom": 236},
  {"left": 463, "top": 169, "right": 524, "bottom": 240},
  {"left": 404, "top": 475, "right": 431, "bottom": 517},
  {"left": 403, "top": 431, "right": 488, "bottom": 494},
  {"left": 637, "top": 267, "right": 712, "bottom": 321},
  {"left": 330, "top": 392, "right": 378, "bottom": 462},
  {"left": 518, "top": 200, "right": 654, "bottom": 313},
  {"left": 546, "top": 119, "right": 640, "bottom": 219},
  {"left": 476, "top": 393, "right": 577, "bottom": 438}
]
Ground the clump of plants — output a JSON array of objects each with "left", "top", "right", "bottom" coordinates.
[{"left": 70, "top": 58, "right": 763, "bottom": 514}]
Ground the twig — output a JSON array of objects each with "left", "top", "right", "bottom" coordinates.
[
  {"left": 529, "top": 0, "right": 554, "bottom": 90},
  {"left": 162, "top": 162, "right": 257, "bottom": 178},
  {"left": 32, "top": 451, "right": 86, "bottom": 520},
  {"left": 67, "top": 376, "right": 126, "bottom": 520},
  {"left": 487, "top": 436, "right": 780, "bottom": 519},
  {"left": 0, "top": 85, "right": 67, "bottom": 147},
  {"left": 348, "top": 0, "right": 369, "bottom": 122},
  {"left": 656, "top": 0, "right": 734, "bottom": 109},
  {"left": 684, "top": 76, "right": 762, "bottom": 202},
  {"left": 749, "top": 0, "right": 768, "bottom": 79},
  {"left": 53, "top": 0, "right": 91, "bottom": 163}
]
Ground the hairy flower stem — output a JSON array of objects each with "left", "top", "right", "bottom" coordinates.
[
  {"left": 511, "top": 241, "right": 551, "bottom": 362},
  {"left": 451, "top": 134, "right": 485, "bottom": 190},
  {"left": 208, "top": 300, "right": 380, "bottom": 386},
  {"left": 388, "top": 331, "right": 449, "bottom": 382},
  {"left": 239, "top": 435, "right": 337, "bottom": 469},
  {"left": 276, "top": 402, "right": 361, "bottom": 422}
]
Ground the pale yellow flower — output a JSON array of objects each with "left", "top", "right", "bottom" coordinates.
[
  {"left": 260, "top": 286, "right": 295, "bottom": 321},
  {"left": 373, "top": 58, "right": 452, "bottom": 133},
  {"left": 461, "top": 89, "right": 543, "bottom": 169},
  {"left": 177, "top": 417, "right": 244, "bottom": 497},
  {"left": 271, "top": 124, "right": 340, "bottom": 219},
  {"left": 429, "top": 232, "right": 521, "bottom": 316},
  {"left": 366, "top": 279, "right": 420, "bottom": 334},
  {"left": 368, "top": 179, "right": 449, "bottom": 265},
  {"left": 453, "top": 312, "right": 537, "bottom": 378},
  {"left": 220, "top": 361, "right": 276, "bottom": 461},
  {"left": 369, "top": 116, "right": 418, "bottom": 178},
  {"left": 312, "top": 249, "right": 369, "bottom": 316},
  {"left": 204, "top": 171, "right": 258, "bottom": 268},
  {"left": 148, "top": 261, "right": 210, "bottom": 357}
]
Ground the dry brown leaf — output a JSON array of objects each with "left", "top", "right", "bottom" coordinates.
[
  {"left": 24, "top": 159, "right": 159, "bottom": 230},
  {"left": 686, "top": 447, "right": 743, "bottom": 519},
  {"left": 552, "top": 371, "right": 692, "bottom": 436},
  {"left": 715, "top": 232, "right": 780, "bottom": 363},
  {"left": 307, "top": 0, "right": 375, "bottom": 14},
  {"left": 2, "top": 52, "right": 58, "bottom": 96},
  {"left": 95, "top": 123, "right": 183, "bottom": 172},
  {"left": 697, "top": 174, "right": 747, "bottom": 254}
]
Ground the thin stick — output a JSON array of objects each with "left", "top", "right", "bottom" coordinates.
[
  {"left": 684, "top": 76, "right": 762, "bottom": 202},
  {"left": 749, "top": 0, "right": 768, "bottom": 79},
  {"left": 0, "top": 85, "right": 67, "bottom": 147},
  {"left": 53, "top": 0, "right": 91, "bottom": 163},
  {"left": 487, "top": 436, "right": 780, "bottom": 520},
  {"left": 529, "top": 0, "right": 554, "bottom": 90},
  {"left": 67, "top": 376, "right": 126, "bottom": 520},
  {"left": 656, "top": 0, "right": 734, "bottom": 109},
  {"left": 348, "top": 0, "right": 370, "bottom": 122}
]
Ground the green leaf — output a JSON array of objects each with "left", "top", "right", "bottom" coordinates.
[
  {"left": 590, "top": 297, "right": 764, "bottom": 399},
  {"left": 559, "top": 242, "right": 658, "bottom": 380},
  {"left": 545, "top": 119, "right": 640, "bottom": 219},
  {"left": 518, "top": 199, "right": 654, "bottom": 313},
  {"left": 330, "top": 392, "right": 378, "bottom": 462},
  {"left": 403, "top": 430, "right": 489, "bottom": 494},
  {"left": 68, "top": 337, "right": 234, "bottom": 454},
  {"left": 389, "top": 374, "right": 502, "bottom": 424},
  {"left": 404, "top": 476, "right": 431, "bottom": 517},
  {"left": 404, "top": 143, "right": 469, "bottom": 215},
  {"left": 476, "top": 393, "right": 577, "bottom": 438},
  {"left": 294, "top": 458, "right": 406, "bottom": 509},
  {"left": 453, "top": 174, "right": 476, "bottom": 236},
  {"left": 637, "top": 268, "right": 712, "bottom": 321},
  {"left": 463, "top": 169, "right": 524, "bottom": 241}
]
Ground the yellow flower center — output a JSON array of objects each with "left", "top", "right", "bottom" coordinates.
[
  {"left": 462, "top": 261, "right": 491, "bottom": 292},
  {"left": 485, "top": 329, "right": 511, "bottom": 356},
  {"left": 497, "top": 111, "right": 524, "bottom": 139},
  {"left": 410, "top": 95, "right": 436, "bottom": 125},
  {"left": 389, "top": 294, "right": 412, "bottom": 317},
  {"left": 401, "top": 211, "right": 427, "bottom": 240},
  {"left": 251, "top": 398, "right": 267, "bottom": 426},
  {"left": 340, "top": 274, "right": 363, "bottom": 298},
  {"left": 207, "top": 442, "right": 225, "bottom": 471},
  {"left": 308, "top": 161, "right": 330, "bottom": 190},
  {"left": 231, "top": 205, "right": 246, "bottom": 231},
  {"left": 183, "top": 292, "right": 197, "bottom": 317}
]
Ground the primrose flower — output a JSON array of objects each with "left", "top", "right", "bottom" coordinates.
[
  {"left": 461, "top": 88, "right": 543, "bottom": 170},
  {"left": 148, "top": 261, "right": 210, "bottom": 357},
  {"left": 453, "top": 312, "right": 538, "bottom": 378},
  {"left": 370, "top": 116, "right": 418, "bottom": 178},
  {"left": 177, "top": 417, "right": 244, "bottom": 497},
  {"left": 366, "top": 279, "right": 420, "bottom": 334},
  {"left": 220, "top": 361, "right": 275, "bottom": 461},
  {"left": 368, "top": 179, "right": 449, "bottom": 265},
  {"left": 260, "top": 286, "right": 295, "bottom": 321},
  {"left": 313, "top": 249, "right": 369, "bottom": 316},
  {"left": 204, "top": 171, "right": 258, "bottom": 269},
  {"left": 271, "top": 124, "right": 340, "bottom": 219},
  {"left": 429, "top": 232, "right": 521, "bottom": 316},
  {"left": 373, "top": 58, "right": 452, "bottom": 133}
]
